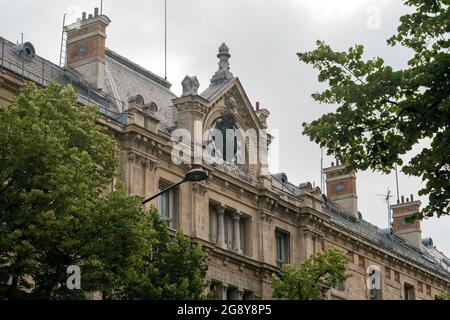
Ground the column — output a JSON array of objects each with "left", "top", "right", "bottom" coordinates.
[
  {"left": 237, "top": 289, "right": 244, "bottom": 300},
  {"left": 219, "top": 284, "right": 228, "bottom": 300},
  {"left": 216, "top": 205, "right": 227, "bottom": 249},
  {"left": 232, "top": 212, "right": 242, "bottom": 254}
]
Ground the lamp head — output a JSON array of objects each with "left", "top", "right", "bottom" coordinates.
[{"left": 184, "top": 168, "right": 209, "bottom": 182}]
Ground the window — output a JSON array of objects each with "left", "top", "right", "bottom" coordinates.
[
  {"left": 368, "top": 268, "right": 382, "bottom": 300},
  {"left": 358, "top": 255, "right": 365, "bottom": 268},
  {"left": 347, "top": 251, "right": 354, "bottom": 263},
  {"left": 209, "top": 281, "right": 222, "bottom": 300},
  {"left": 275, "top": 230, "right": 290, "bottom": 268},
  {"left": 334, "top": 280, "right": 345, "bottom": 292},
  {"left": 209, "top": 205, "right": 250, "bottom": 256},
  {"left": 239, "top": 216, "right": 251, "bottom": 256},
  {"left": 210, "top": 117, "right": 238, "bottom": 164},
  {"left": 209, "top": 205, "right": 218, "bottom": 243},
  {"left": 404, "top": 283, "right": 415, "bottom": 300},
  {"left": 158, "top": 181, "right": 179, "bottom": 229},
  {"left": 243, "top": 290, "right": 254, "bottom": 300},
  {"left": 385, "top": 267, "right": 391, "bottom": 280},
  {"left": 394, "top": 270, "right": 400, "bottom": 283},
  {"left": 370, "top": 287, "right": 382, "bottom": 300},
  {"left": 418, "top": 282, "right": 423, "bottom": 293},
  {"left": 426, "top": 284, "right": 431, "bottom": 296},
  {"left": 335, "top": 183, "right": 344, "bottom": 191}
]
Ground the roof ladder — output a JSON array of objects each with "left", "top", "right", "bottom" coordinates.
[{"left": 59, "top": 13, "right": 67, "bottom": 68}]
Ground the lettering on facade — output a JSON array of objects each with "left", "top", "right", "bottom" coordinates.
[{"left": 207, "top": 265, "right": 258, "bottom": 291}]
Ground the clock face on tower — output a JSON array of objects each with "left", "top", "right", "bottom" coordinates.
[{"left": 210, "top": 117, "right": 239, "bottom": 164}]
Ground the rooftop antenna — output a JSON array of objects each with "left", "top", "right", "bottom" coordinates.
[
  {"left": 164, "top": 0, "right": 167, "bottom": 80},
  {"left": 320, "top": 148, "right": 325, "bottom": 193},
  {"left": 394, "top": 164, "right": 400, "bottom": 203},
  {"left": 375, "top": 187, "right": 393, "bottom": 232}
]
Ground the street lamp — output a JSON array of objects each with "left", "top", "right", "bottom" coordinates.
[{"left": 141, "top": 168, "right": 208, "bottom": 205}]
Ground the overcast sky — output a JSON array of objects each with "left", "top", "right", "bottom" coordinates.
[{"left": 1, "top": 0, "right": 449, "bottom": 256}]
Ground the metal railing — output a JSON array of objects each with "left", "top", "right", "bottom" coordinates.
[
  {"left": 0, "top": 38, "right": 123, "bottom": 122},
  {"left": 325, "top": 201, "right": 450, "bottom": 277}
]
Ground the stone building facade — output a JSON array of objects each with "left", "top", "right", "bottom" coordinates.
[{"left": 1, "top": 8, "right": 449, "bottom": 300}]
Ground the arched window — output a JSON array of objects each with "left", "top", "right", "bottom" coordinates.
[{"left": 210, "top": 117, "right": 238, "bottom": 164}]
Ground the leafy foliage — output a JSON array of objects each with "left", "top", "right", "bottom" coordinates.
[
  {"left": 0, "top": 82, "right": 208, "bottom": 299},
  {"left": 110, "top": 208, "right": 209, "bottom": 300},
  {"left": 298, "top": 0, "right": 449, "bottom": 219},
  {"left": 435, "top": 291, "right": 450, "bottom": 300},
  {"left": 272, "top": 248, "right": 351, "bottom": 300}
]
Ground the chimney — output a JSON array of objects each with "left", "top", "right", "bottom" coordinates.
[
  {"left": 64, "top": 9, "right": 111, "bottom": 90},
  {"left": 323, "top": 161, "right": 358, "bottom": 219},
  {"left": 255, "top": 102, "right": 270, "bottom": 129},
  {"left": 391, "top": 196, "right": 422, "bottom": 251}
]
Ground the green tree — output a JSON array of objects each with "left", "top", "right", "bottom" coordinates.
[
  {"left": 0, "top": 82, "right": 208, "bottom": 300},
  {"left": 435, "top": 291, "right": 450, "bottom": 300},
  {"left": 112, "top": 207, "right": 209, "bottom": 300},
  {"left": 272, "top": 248, "right": 351, "bottom": 300},
  {"left": 298, "top": 0, "right": 449, "bottom": 220},
  {"left": 0, "top": 82, "right": 153, "bottom": 299}
]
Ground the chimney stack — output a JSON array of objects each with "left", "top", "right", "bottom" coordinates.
[
  {"left": 391, "top": 196, "right": 422, "bottom": 251},
  {"left": 323, "top": 161, "right": 358, "bottom": 219},
  {"left": 64, "top": 9, "right": 111, "bottom": 90}
]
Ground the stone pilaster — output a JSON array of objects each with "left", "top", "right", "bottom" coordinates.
[{"left": 216, "top": 205, "right": 227, "bottom": 249}]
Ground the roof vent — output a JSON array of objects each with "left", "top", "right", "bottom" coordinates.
[{"left": 13, "top": 42, "right": 36, "bottom": 62}]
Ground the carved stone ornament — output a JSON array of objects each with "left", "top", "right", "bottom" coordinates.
[{"left": 181, "top": 75, "right": 200, "bottom": 96}]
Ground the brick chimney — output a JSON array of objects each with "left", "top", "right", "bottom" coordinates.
[
  {"left": 391, "top": 194, "right": 422, "bottom": 251},
  {"left": 64, "top": 8, "right": 111, "bottom": 90},
  {"left": 323, "top": 160, "right": 358, "bottom": 219}
]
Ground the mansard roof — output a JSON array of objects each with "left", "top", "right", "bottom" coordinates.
[{"left": 104, "top": 48, "right": 178, "bottom": 130}]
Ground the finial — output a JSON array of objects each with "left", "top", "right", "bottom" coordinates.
[{"left": 210, "top": 42, "right": 234, "bottom": 85}]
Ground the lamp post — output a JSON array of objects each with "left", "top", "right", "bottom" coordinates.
[{"left": 141, "top": 168, "right": 208, "bottom": 205}]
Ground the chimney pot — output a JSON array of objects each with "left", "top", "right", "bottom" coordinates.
[
  {"left": 82, "top": 12, "right": 87, "bottom": 20},
  {"left": 256, "top": 101, "right": 260, "bottom": 111},
  {"left": 94, "top": 7, "right": 99, "bottom": 17},
  {"left": 336, "top": 159, "right": 340, "bottom": 166},
  {"left": 406, "top": 198, "right": 409, "bottom": 202},
  {"left": 411, "top": 194, "right": 414, "bottom": 201},
  {"left": 397, "top": 199, "right": 400, "bottom": 204},
  {"left": 331, "top": 162, "right": 335, "bottom": 167},
  {"left": 401, "top": 196, "right": 405, "bottom": 203},
  {"left": 88, "top": 14, "right": 93, "bottom": 19}
]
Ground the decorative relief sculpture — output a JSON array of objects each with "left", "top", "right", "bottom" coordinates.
[{"left": 181, "top": 75, "right": 200, "bottom": 96}]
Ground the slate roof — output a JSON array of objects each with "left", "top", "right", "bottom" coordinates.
[
  {"left": 104, "top": 48, "right": 178, "bottom": 130},
  {"left": 200, "top": 77, "right": 234, "bottom": 101},
  {"left": 271, "top": 171, "right": 450, "bottom": 278}
]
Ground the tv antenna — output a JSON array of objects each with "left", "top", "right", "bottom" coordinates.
[{"left": 375, "top": 187, "right": 393, "bottom": 232}]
